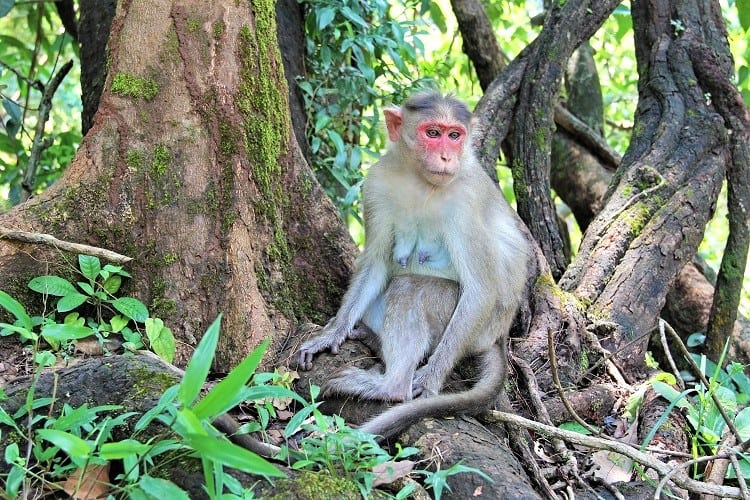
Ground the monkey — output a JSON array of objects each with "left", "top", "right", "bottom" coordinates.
[
  {"left": 297, "top": 90, "right": 530, "bottom": 440},
  {"left": 323, "top": 275, "right": 460, "bottom": 403}
]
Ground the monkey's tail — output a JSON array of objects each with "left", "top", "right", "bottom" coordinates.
[{"left": 358, "top": 344, "right": 505, "bottom": 441}]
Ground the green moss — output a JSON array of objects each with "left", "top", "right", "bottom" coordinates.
[
  {"left": 621, "top": 201, "right": 650, "bottom": 235},
  {"left": 150, "top": 277, "right": 177, "bottom": 318},
  {"left": 233, "top": 11, "right": 322, "bottom": 319},
  {"left": 212, "top": 20, "right": 226, "bottom": 40},
  {"left": 219, "top": 119, "right": 241, "bottom": 158},
  {"left": 286, "top": 471, "right": 360, "bottom": 500},
  {"left": 187, "top": 17, "right": 201, "bottom": 33},
  {"left": 125, "top": 148, "right": 146, "bottom": 170},
  {"left": 151, "top": 144, "right": 172, "bottom": 177},
  {"left": 163, "top": 253, "right": 178, "bottom": 265},
  {"left": 111, "top": 72, "right": 159, "bottom": 101},
  {"left": 161, "top": 27, "right": 181, "bottom": 64}
]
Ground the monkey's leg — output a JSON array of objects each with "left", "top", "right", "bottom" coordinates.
[{"left": 324, "top": 277, "right": 437, "bottom": 401}]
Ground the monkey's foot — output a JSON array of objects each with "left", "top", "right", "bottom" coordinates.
[
  {"left": 412, "top": 366, "right": 441, "bottom": 398},
  {"left": 323, "top": 366, "right": 410, "bottom": 402}
]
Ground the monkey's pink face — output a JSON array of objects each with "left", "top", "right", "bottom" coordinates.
[{"left": 415, "top": 120, "right": 467, "bottom": 186}]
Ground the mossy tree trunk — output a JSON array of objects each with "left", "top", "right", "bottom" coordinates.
[
  {"left": 472, "top": 0, "right": 744, "bottom": 382},
  {"left": 0, "top": 0, "right": 356, "bottom": 368}
]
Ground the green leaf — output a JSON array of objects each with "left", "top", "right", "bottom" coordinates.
[
  {"left": 6, "top": 465, "right": 23, "bottom": 497},
  {"left": 41, "top": 323, "right": 93, "bottom": 343},
  {"left": 77, "top": 282, "right": 95, "bottom": 296},
  {"left": 0, "top": 407, "right": 21, "bottom": 433},
  {"left": 1, "top": 96, "right": 20, "bottom": 123},
  {"left": 138, "top": 475, "right": 190, "bottom": 499},
  {"left": 4, "top": 442, "right": 19, "bottom": 463},
  {"left": 317, "top": 7, "right": 335, "bottom": 31},
  {"left": 178, "top": 314, "right": 222, "bottom": 407},
  {"left": 111, "top": 297, "right": 149, "bottom": 322},
  {"left": 35, "top": 429, "right": 92, "bottom": 465},
  {"left": 56, "top": 293, "right": 89, "bottom": 312},
  {"left": 145, "top": 318, "right": 176, "bottom": 363},
  {"left": 102, "top": 274, "right": 122, "bottom": 294},
  {"left": 184, "top": 434, "right": 285, "bottom": 478},
  {"left": 110, "top": 315, "right": 129, "bottom": 333},
  {"left": 192, "top": 338, "right": 270, "bottom": 420},
  {"left": 100, "top": 439, "right": 151, "bottom": 459},
  {"left": 0, "top": 290, "right": 33, "bottom": 330},
  {"left": 738, "top": 0, "right": 750, "bottom": 32},
  {"left": 558, "top": 421, "right": 595, "bottom": 435},
  {"left": 284, "top": 402, "right": 317, "bottom": 437},
  {"left": 28, "top": 276, "right": 78, "bottom": 296},
  {"left": 651, "top": 380, "right": 692, "bottom": 410},
  {"left": 0, "top": 323, "right": 37, "bottom": 342},
  {"left": 78, "top": 255, "right": 101, "bottom": 281}
]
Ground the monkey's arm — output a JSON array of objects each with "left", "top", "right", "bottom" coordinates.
[
  {"left": 297, "top": 258, "right": 389, "bottom": 370},
  {"left": 297, "top": 194, "right": 395, "bottom": 369}
]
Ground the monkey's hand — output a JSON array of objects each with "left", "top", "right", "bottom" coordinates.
[{"left": 297, "top": 322, "right": 349, "bottom": 371}]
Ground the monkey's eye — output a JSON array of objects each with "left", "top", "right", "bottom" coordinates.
[
  {"left": 426, "top": 128, "right": 440, "bottom": 138},
  {"left": 448, "top": 131, "right": 462, "bottom": 141}
]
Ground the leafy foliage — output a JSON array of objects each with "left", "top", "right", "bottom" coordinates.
[
  {"left": 0, "top": 316, "right": 285, "bottom": 499},
  {"left": 0, "top": 254, "right": 175, "bottom": 362},
  {"left": 0, "top": 1, "right": 81, "bottom": 209},
  {"left": 648, "top": 343, "right": 750, "bottom": 480},
  {"left": 298, "top": 0, "right": 435, "bottom": 231}
]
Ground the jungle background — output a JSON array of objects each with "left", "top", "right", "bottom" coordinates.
[{"left": 1, "top": 0, "right": 750, "bottom": 498}]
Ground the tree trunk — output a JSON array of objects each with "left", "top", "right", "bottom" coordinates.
[
  {"left": 560, "top": 0, "right": 730, "bottom": 377},
  {"left": 0, "top": 0, "right": 356, "bottom": 369}
]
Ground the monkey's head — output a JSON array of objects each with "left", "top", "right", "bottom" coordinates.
[{"left": 384, "top": 91, "right": 472, "bottom": 187}]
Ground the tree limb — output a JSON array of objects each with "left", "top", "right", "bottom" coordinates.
[
  {"left": 0, "top": 226, "right": 132, "bottom": 264},
  {"left": 22, "top": 60, "right": 74, "bottom": 200}
]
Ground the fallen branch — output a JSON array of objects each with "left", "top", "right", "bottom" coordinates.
[
  {"left": 0, "top": 226, "right": 132, "bottom": 264},
  {"left": 485, "top": 409, "right": 743, "bottom": 498}
]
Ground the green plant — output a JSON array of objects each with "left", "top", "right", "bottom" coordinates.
[
  {"left": 0, "top": 314, "right": 289, "bottom": 499},
  {"left": 299, "top": 0, "right": 432, "bottom": 231},
  {"left": 649, "top": 346, "right": 750, "bottom": 480},
  {"left": 277, "top": 384, "right": 489, "bottom": 499},
  {"left": 0, "top": 254, "right": 175, "bottom": 362},
  {"left": 0, "top": 1, "right": 82, "bottom": 206}
]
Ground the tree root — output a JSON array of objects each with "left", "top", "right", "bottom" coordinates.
[{"left": 484, "top": 410, "right": 744, "bottom": 498}]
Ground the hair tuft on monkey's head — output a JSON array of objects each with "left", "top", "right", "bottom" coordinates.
[{"left": 403, "top": 90, "right": 472, "bottom": 127}]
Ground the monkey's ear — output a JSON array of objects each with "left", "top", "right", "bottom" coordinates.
[{"left": 383, "top": 107, "right": 403, "bottom": 142}]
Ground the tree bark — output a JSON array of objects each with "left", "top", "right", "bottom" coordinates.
[
  {"left": 0, "top": 0, "right": 356, "bottom": 369},
  {"left": 560, "top": 0, "right": 728, "bottom": 377},
  {"left": 505, "top": 0, "right": 621, "bottom": 279}
]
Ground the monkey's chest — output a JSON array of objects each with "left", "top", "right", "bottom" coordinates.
[{"left": 391, "top": 225, "right": 457, "bottom": 280}]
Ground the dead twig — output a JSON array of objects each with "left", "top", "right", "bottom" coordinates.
[
  {"left": 485, "top": 409, "right": 743, "bottom": 498},
  {"left": 0, "top": 226, "right": 132, "bottom": 264}
]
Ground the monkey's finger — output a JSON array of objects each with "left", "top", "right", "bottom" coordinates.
[{"left": 298, "top": 351, "right": 314, "bottom": 371}]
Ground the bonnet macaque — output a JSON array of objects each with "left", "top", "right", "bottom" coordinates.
[{"left": 298, "top": 91, "right": 530, "bottom": 439}]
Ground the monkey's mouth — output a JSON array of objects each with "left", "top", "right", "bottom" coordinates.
[{"left": 425, "top": 169, "right": 453, "bottom": 177}]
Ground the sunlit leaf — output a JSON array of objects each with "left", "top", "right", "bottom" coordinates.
[
  {"left": 138, "top": 475, "right": 190, "bottom": 499},
  {"left": 111, "top": 297, "right": 148, "bottom": 322},
  {"left": 0, "top": 290, "right": 33, "bottom": 330},
  {"left": 56, "top": 293, "right": 89, "bottom": 312},
  {"left": 183, "top": 434, "right": 285, "bottom": 478},
  {"left": 145, "top": 317, "right": 176, "bottom": 363},
  {"left": 192, "top": 338, "right": 270, "bottom": 420},
  {"left": 36, "top": 429, "right": 92, "bottom": 465},
  {"left": 178, "top": 314, "right": 222, "bottom": 407},
  {"left": 78, "top": 255, "right": 101, "bottom": 281},
  {"left": 28, "top": 276, "right": 78, "bottom": 296},
  {"left": 41, "top": 323, "right": 93, "bottom": 342}
]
